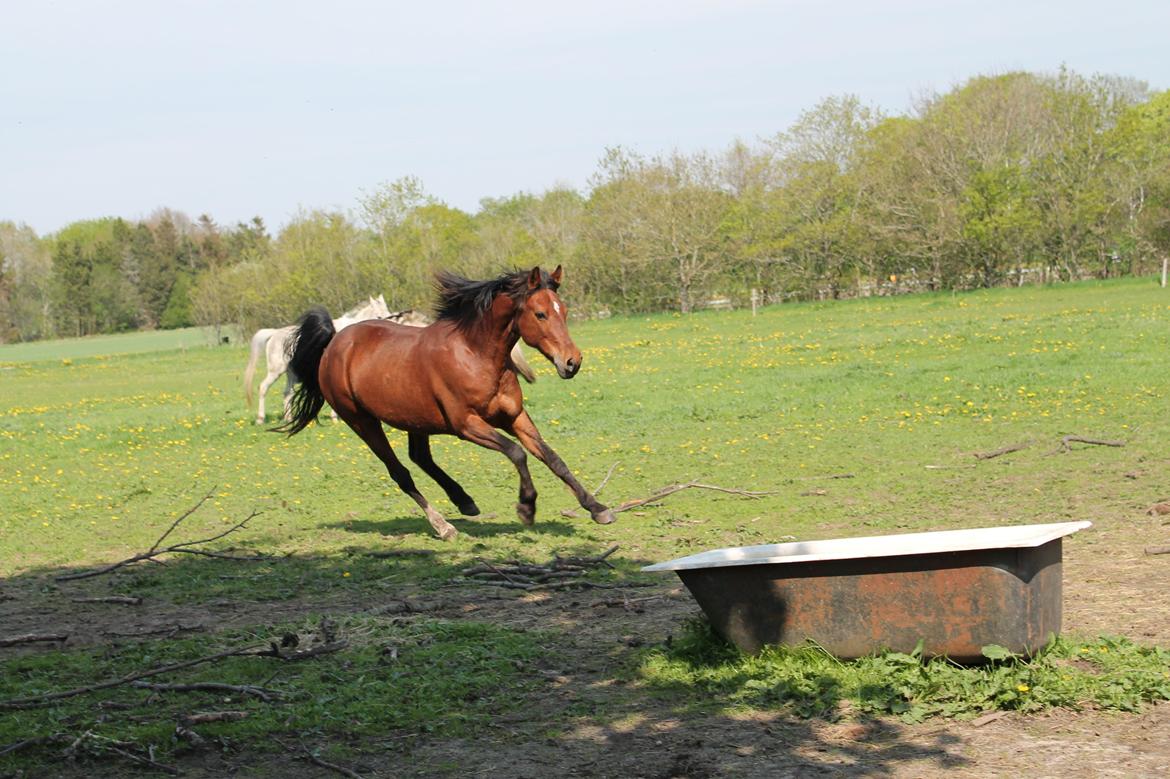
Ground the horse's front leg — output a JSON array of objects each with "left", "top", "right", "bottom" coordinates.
[
  {"left": 507, "top": 412, "right": 615, "bottom": 525},
  {"left": 458, "top": 416, "right": 539, "bottom": 525}
]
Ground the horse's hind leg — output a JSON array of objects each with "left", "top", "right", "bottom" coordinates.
[
  {"left": 343, "top": 413, "right": 458, "bottom": 540},
  {"left": 408, "top": 432, "right": 480, "bottom": 516},
  {"left": 255, "top": 368, "right": 281, "bottom": 424}
]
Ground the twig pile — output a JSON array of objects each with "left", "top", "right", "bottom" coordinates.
[{"left": 459, "top": 545, "right": 621, "bottom": 591}]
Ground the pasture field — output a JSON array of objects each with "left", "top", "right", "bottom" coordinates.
[{"left": 2, "top": 277, "right": 1169, "bottom": 777}]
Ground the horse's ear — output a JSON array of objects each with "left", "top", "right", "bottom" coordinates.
[
  {"left": 527, "top": 266, "right": 543, "bottom": 290},
  {"left": 549, "top": 265, "right": 563, "bottom": 289}
]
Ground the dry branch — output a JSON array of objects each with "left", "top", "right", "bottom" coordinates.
[
  {"left": 104, "top": 623, "right": 204, "bottom": 639},
  {"left": 182, "top": 710, "right": 249, "bottom": 724},
  {"left": 0, "top": 643, "right": 265, "bottom": 709},
  {"left": 72, "top": 595, "right": 142, "bottom": 605},
  {"left": 789, "top": 472, "right": 855, "bottom": 481},
  {"left": 133, "top": 681, "right": 283, "bottom": 701},
  {"left": 56, "top": 487, "right": 264, "bottom": 582},
  {"left": 1144, "top": 545, "right": 1170, "bottom": 556},
  {"left": 4, "top": 731, "right": 182, "bottom": 774},
  {"left": 252, "top": 640, "right": 348, "bottom": 662},
  {"left": 272, "top": 736, "right": 366, "bottom": 779},
  {"left": 562, "top": 479, "right": 776, "bottom": 518},
  {"left": 0, "top": 633, "right": 68, "bottom": 647},
  {"left": 973, "top": 442, "right": 1030, "bottom": 460},
  {"left": 592, "top": 461, "right": 620, "bottom": 496},
  {"left": 613, "top": 481, "right": 776, "bottom": 513},
  {"left": 66, "top": 731, "right": 181, "bottom": 775},
  {"left": 458, "top": 545, "right": 624, "bottom": 590},
  {"left": 1055, "top": 435, "right": 1125, "bottom": 454}
]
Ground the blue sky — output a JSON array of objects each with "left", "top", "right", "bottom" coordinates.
[{"left": 2, "top": 0, "right": 1167, "bottom": 235}]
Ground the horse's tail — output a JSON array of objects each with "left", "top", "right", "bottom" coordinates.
[
  {"left": 243, "top": 328, "right": 277, "bottom": 408},
  {"left": 272, "top": 308, "right": 335, "bottom": 436},
  {"left": 510, "top": 343, "right": 537, "bottom": 384}
]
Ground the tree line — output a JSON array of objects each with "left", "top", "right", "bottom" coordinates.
[{"left": 2, "top": 69, "right": 1167, "bottom": 343}]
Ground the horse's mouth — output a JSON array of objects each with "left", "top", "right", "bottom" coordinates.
[{"left": 554, "top": 357, "right": 580, "bottom": 379}]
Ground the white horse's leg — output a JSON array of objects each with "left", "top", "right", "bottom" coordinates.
[
  {"left": 282, "top": 372, "right": 296, "bottom": 422},
  {"left": 256, "top": 367, "right": 281, "bottom": 425}
]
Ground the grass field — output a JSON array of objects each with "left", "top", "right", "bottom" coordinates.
[{"left": 2, "top": 277, "right": 1168, "bottom": 776}]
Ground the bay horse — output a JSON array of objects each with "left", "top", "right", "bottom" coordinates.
[
  {"left": 276, "top": 266, "right": 615, "bottom": 540},
  {"left": 244, "top": 295, "right": 391, "bottom": 425}
]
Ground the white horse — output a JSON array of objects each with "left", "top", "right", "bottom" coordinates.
[{"left": 245, "top": 296, "right": 391, "bottom": 425}]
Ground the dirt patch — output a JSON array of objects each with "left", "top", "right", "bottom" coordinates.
[{"left": 4, "top": 510, "right": 1169, "bottom": 778}]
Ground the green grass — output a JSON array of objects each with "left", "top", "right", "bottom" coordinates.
[
  {"left": 639, "top": 618, "right": 1170, "bottom": 723},
  {"left": 2, "top": 276, "right": 1169, "bottom": 773},
  {"left": 0, "top": 325, "right": 228, "bottom": 363},
  {"left": 0, "top": 616, "right": 544, "bottom": 748},
  {"left": 3, "top": 277, "right": 1167, "bottom": 575}
]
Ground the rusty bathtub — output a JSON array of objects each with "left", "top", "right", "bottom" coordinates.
[{"left": 643, "top": 521, "right": 1091, "bottom": 661}]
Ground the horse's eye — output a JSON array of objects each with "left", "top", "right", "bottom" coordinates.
[{"left": 534, "top": 311, "right": 548, "bottom": 321}]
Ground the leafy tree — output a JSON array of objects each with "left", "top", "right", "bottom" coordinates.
[
  {"left": 0, "top": 222, "right": 54, "bottom": 342},
  {"left": 584, "top": 147, "right": 732, "bottom": 313}
]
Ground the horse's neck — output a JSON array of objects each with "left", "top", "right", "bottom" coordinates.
[{"left": 461, "top": 296, "right": 520, "bottom": 370}]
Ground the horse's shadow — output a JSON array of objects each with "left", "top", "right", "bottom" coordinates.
[{"left": 329, "top": 514, "right": 580, "bottom": 539}]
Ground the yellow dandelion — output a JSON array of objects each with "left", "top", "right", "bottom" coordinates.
[{"left": 1016, "top": 683, "right": 1029, "bottom": 693}]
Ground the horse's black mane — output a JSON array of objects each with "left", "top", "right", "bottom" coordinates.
[{"left": 434, "top": 268, "right": 558, "bottom": 330}]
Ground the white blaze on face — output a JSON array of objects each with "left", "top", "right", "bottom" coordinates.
[{"left": 553, "top": 300, "right": 561, "bottom": 318}]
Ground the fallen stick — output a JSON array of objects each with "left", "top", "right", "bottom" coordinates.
[
  {"left": 789, "top": 472, "right": 855, "bottom": 482},
  {"left": 971, "top": 710, "right": 1009, "bottom": 727},
  {"left": 272, "top": 736, "right": 366, "bottom": 779},
  {"left": 56, "top": 488, "right": 264, "bottom": 582},
  {"left": 1144, "top": 546, "right": 1170, "bottom": 556},
  {"left": 60, "top": 730, "right": 180, "bottom": 775},
  {"left": 133, "top": 681, "right": 283, "bottom": 701},
  {"left": 613, "top": 481, "right": 776, "bottom": 513},
  {"left": 553, "top": 544, "right": 619, "bottom": 567},
  {"left": 182, "top": 710, "right": 250, "bottom": 724},
  {"left": 562, "top": 480, "right": 776, "bottom": 518},
  {"left": 252, "top": 640, "right": 348, "bottom": 662},
  {"left": 593, "top": 461, "right": 620, "bottom": 496},
  {"left": 591, "top": 594, "right": 665, "bottom": 609},
  {"left": 1056, "top": 435, "right": 1125, "bottom": 453},
  {"left": 0, "top": 633, "right": 68, "bottom": 648},
  {"left": 0, "top": 643, "right": 266, "bottom": 709},
  {"left": 104, "top": 623, "right": 204, "bottom": 638},
  {"left": 477, "top": 557, "right": 522, "bottom": 586},
  {"left": 973, "top": 442, "right": 1030, "bottom": 460},
  {"left": 0, "top": 735, "right": 61, "bottom": 758},
  {"left": 72, "top": 595, "right": 142, "bottom": 605}
]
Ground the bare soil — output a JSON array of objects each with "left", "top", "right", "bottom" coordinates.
[{"left": 3, "top": 511, "right": 1168, "bottom": 778}]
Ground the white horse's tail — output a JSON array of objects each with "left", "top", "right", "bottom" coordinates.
[
  {"left": 244, "top": 328, "right": 278, "bottom": 408},
  {"left": 510, "top": 344, "right": 537, "bottom": 384}
]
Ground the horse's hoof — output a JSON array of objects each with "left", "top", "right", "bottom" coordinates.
[
  {"left": 516, "top": 503, "right": 536, "bottom": 526},
  {"left": 438, "top": 526, "right": 458, "bottom": 541},
  {"left": 591, "top": 508, "right": 617, "bottom": 525},
  {"left": 457, "top": 500, "right": 481, "bottom": 517}
]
